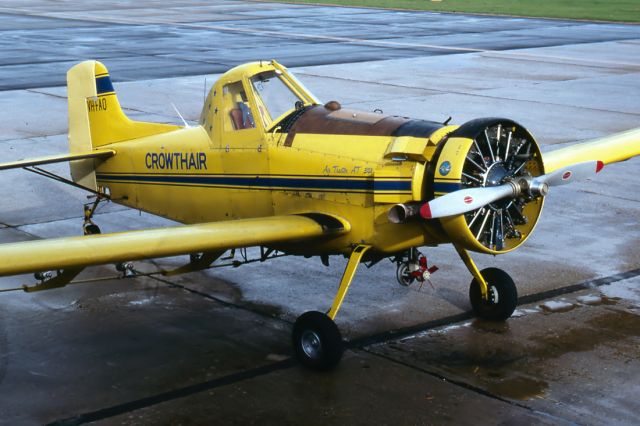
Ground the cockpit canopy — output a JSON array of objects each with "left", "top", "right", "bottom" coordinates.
[
  {"left": 251, "top": 70, "right": 304, "bottom": 126},
  {"left": 202, "top": 61, "right": 319, "bottom": 134}
]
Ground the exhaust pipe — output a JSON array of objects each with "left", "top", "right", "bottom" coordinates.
[{"left": 388, "top": 202, "right": 422, "bottom": 224}]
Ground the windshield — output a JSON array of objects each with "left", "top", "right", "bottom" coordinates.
[{"left": 251, "top": 71, "right": 303, "bottom": 127}]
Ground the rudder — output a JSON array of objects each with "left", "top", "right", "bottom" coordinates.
[{"left": 66, "top": 60, "right": 179, "bottom": 189}]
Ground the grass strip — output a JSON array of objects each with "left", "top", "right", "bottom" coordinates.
[{"left": 275, "top": 0, "right": 640, "bottom": 23}]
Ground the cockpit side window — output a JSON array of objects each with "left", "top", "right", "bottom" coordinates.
[
  {"left": 251, "top": 71, "right": 303, "bottom": 127},
  {"left": 223, "top": 81, "right": 256, "bottom": 131}
]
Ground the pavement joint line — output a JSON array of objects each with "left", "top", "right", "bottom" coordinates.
[
  {"left": 140, "top": 268, "right": 295, "bottom": 326},
  {"left": 2, "top": 4, "right": 639, "bottom": 68},
  {"left": 347, "top": 267, "right": 640, "bottom": 349},
  {"left": 298, "top": 72, "right": 640, "bottom": 118},
  {"left": 26, "top": 88, "right": 67, "bottom": 100},
  {"left": 296, "top": 71, "right": 441, "bottom": 94},
  {"left": 45, "top": 358, "right": 297, "bottom": 426},
  {"left": 0, "top": 58, "right": 82, "bottom": 67},
  {"left": 40, "top": 266, "right": 640, "bottom": 424},
  {"left": 175, "top": 21, "right": 490, "bottom": 53},
  {"left": 0, "top": 133, "right": 61, "bottom": 143},
  {"left": 8, "top": 60, "right": 640, "bottom": 121},
  {"left": 0, "top": 134, "right": 67, "bottom": 144},
  {"left": 7, "top": 207, "right": 132, "bottom": 234},
  {"left": 4, "top": 6, "right": 639, "bottom": 70},
  {"left": 0, "top": 7, "right": 490, "bottom": 54},
  {"left": 575, "top": 189, "right": 640, "bottom": 204},
  {"left": 362, "top": 349, "right": 579, "bottom": 426},
  {"left": 1, "top": 223, "right": 44, "bottom": 240},
  {"left": 484, "top": 50, "right": 640, "bottom": 70}
]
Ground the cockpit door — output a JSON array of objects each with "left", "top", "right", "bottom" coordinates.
[{"left": 216, "top": 79, "right": 273, "bottom": 219}]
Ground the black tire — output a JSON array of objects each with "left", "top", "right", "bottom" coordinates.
[
  {"left": 469, "top": 267, "right": 517, "bottom": 321},
  {"left": 396, "top": 263, "right": 414, "bottom": 287},
  {"left": 84, "top": 223, "right": 101, "bottom": 235},
  {"left": 292, "top": 311, "right": 343, "bottom": 370}
]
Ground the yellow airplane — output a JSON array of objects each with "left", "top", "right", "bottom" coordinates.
[{"left": 0, "top": 60, "right": 638, "bottom": 370}]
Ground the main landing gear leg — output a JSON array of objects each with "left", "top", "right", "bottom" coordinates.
[
  {"left": 454, "top": 245, "right": 517, "bottom": 321},
  {"left": 292, "top": 244, "right": 371, "bottom": 370}
]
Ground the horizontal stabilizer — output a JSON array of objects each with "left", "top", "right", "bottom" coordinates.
[
  {"left": 0, "top": 149, "right": 115, "bottom": 171},
  {"left": 0, "top": 214, "right": 349, "bottom": 277}
]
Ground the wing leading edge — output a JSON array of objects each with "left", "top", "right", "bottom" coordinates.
[
  {"left": 543, "top": 128, "right": 640, "bottom": 173},
  {"left": 0, "top": 214, "right": 349, "bottom": 277}
]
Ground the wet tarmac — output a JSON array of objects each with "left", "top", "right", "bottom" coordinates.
[
  {"left": 1, "top": 0, "right": 639, "bottom": 90},
  {"left": 0, "top": 1, "right": 639, "bottom": 425}
]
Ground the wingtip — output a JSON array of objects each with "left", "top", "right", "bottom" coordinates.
[{"left": 596, "top": 160, "right": 604, "bottom": 173}]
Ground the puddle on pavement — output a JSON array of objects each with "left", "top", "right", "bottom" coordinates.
[
  {"left": 484, "top": 376, "right": 548, "bottom": 400},
  {"left": 470, "top": 319, "right": 511, "bottom": 334},
  {"left": 539, "top": 300, "right": 576, "bottom": 313},
  {"left": 381, "top": 301, "right": 640, "bottom": 402},
  {"left": 439, "top": 354, "right": 548, "bottom": 401},
  {"left": 530, "top": 309, "right": 640, "bottom": 356},
  {"left": 241, "top": 300, "right": 283, "bottom": 318},
  {"left": 577, "top": 294, "right": 619, "bottom": 306}
]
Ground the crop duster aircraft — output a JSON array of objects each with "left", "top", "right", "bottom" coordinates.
[{"left": 0, "top": 60, "right": 638, "bottom": 370}]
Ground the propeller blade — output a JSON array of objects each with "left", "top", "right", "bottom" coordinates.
[
  {"left": 534, "top": 160, "right": 603, "bottom": 187},
  {"left": 419, "top": 160, "right": 604, "bottom": 220},
  {"left": 420, "top": 184, "right": 516, "bottom": 219}
]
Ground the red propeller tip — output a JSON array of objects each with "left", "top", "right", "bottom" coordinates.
[
  {"left": 420, "top": 203, "right": 432, "bottom": 219},
  {"left": 596, "top": 161, "right": 604, "bottom": 173}
]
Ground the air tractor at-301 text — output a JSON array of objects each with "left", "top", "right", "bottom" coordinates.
[{"left": 0, "top": 60, "right": 638, "bottom": 369}]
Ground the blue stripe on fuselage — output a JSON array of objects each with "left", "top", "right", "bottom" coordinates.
[
  {"left": 95, "top": 174, "right": 412, "bottom": 192},
  {"left": 433, "top": 182, "right": 462, "bottom": 193}
]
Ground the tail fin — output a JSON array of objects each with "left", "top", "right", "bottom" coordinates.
[{"left": 66, "top": 60, "right": 179, "bottom": 189}]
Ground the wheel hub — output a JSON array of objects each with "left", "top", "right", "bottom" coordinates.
[
  {"left": 300, "top": 330, "right": 322, "bottom": 359},
  {"left": 487, "top": 285, "right": 499, "bottom": 304}
]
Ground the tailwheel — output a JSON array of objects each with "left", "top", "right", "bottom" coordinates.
[
  {"left": 292, "top": 311, "right": 343, "bottom": 370},
  {"left": 83, "top": 197, "right": 105, "bottom": 235},
  {"left": 469, "top": 267, "right": 517, "bottom": 321},
  {"left": 83, "top": 223, "right": 101, "bottom": 235}
]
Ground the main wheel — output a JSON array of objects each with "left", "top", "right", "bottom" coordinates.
[
  {"left": 292, "top": 311, "right": 343, "bottom": 370},
  {"left": 469, "top": 267, "right": 517, "bottom": 321}
]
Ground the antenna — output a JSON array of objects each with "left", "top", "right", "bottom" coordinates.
[
  {"left": 203, "top": 77, "right": 207, "bottom": 104},
  {"left": 171, "top": 103, "right": 190, "bottom": 128}
]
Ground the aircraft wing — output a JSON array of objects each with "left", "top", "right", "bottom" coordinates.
[
  {"left": 0, "top": 149, "right": 115, "bottom": 171},
  {"left": 0, "top": 214, "right": 349, "bottom": 277},
  {"left": 543, "top": 128, "right": 640, "bottom": 173}
]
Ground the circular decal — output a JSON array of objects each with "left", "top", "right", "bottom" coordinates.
[
  {"left": 464, "top": 196, "right": 474, "bottom": 204},
  {"left": 439, "top": 161, "right": 452, "bottom": 176},
  {"left": 562, "top": 171, "right": 572, "bottom": 180}
]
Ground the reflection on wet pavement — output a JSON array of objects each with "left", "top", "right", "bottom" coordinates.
[{"left": 369, "top": 279, "right": 640, "bottom": 424}]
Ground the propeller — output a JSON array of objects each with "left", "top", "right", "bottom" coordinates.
[{"left": 419, "top": 160, "right": 604, "bottom": 219}]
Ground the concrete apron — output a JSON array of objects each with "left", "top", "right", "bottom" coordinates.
[{"left": 0, "top": 3, "right": 638, "bottom": 425}]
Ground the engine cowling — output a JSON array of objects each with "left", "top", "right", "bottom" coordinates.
[{"left": 426, "top": 118, "right": 545, "bottom": 254}]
